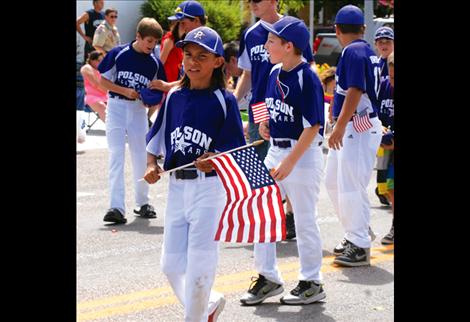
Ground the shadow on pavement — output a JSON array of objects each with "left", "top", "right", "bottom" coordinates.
[
  {"left": 223, "top": 242, "right": 335, "bottom": 259},
  {"left": 100, "top": 217, "right": 164, "bottom": 235},
  {"left": 251, "top": 302, "right": 335, "bottom": 322},
  {"left": 336, "top": 265, "right": 394, "bottom": 286},
  {"left": 87, "top": 129, "right": 106, "bottom": 136}
]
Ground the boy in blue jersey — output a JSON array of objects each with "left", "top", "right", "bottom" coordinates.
[
  {"left": 144, "top": 27, "right": 245, "bottom": 322},
  {"left": 98, "top": 17, "right": 167, "bottom": 224},
  {"left": 235, "top": 0, "right": 315, "bottom": 241},
  {"left": 239, "top": 16, "right": 326, "bottom": 306},
  {"left": 378, "top": 52, "right": 394, "bottom": 245},
  {"left": 324, "top": 5, "right": 383, "bottom": 267},
  {"left": 374, "top": 26, "right": 394, "bottom": 205}
]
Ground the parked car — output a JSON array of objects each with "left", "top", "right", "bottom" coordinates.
[{"left": 313, "top": 17, "right": 394, "bottom": 66}]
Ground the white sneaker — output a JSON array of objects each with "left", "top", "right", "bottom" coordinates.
[{"left": 208, "top": 292, "right": 225, "bottom": 322}]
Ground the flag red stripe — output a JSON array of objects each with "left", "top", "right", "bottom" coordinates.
[
  {"left": 222, "top": 154, "right": 249, "bottom": 243},
  {"left": 256, "top": 187, "right": 267, "bottom": 243},
  {"left": 266, "top": 185, "right": 278, "bottom": 243},
  {"left": 215, "top": 156, "right": 239, "bottom": 242},
  {"left": 246, "top": 190, "right": 257, "bottom": 243},
  {"left": 210, "top": 158, "right": 232, "bottom": 241}
]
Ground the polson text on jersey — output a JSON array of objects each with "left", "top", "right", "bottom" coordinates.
[
  {"left": 266, "top": 97, "right": 294, "bottom": 122},
  {"left": 170, "top": 126, "right": 212, "bottom": 155}
]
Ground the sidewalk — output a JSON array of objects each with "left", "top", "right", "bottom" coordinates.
[
  {"left": 76, "top": 111, "right": 159, "bottom": 153},
  {"left": 77, "top": 117, "right": 107, "bottom": 153}
]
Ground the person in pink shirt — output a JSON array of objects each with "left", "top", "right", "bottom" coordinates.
[{"left": 80, "top": 51, "right": 108, "bottom": 121}]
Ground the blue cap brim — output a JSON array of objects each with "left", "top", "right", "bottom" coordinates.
[{"left": 175, "top": 39, "right": 221, "bottom": 56}]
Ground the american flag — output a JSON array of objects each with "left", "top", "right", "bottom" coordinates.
[
  {"left": 251, "top": 102, "right": 270, "bottom": 124},
  {"left": 209, "top": 147, "right": 286, "bottom": 243},
  {"left": 352, "top": 109, "right": 373, "bottom": 132}
]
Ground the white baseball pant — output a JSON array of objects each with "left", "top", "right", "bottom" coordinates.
[
  {"left": 254, "top": 140, "right": 324, "bottom": 284},
  {"left": 324, "top": 117, "right": 383, "bottom": 248},
  {"left": 106, "top": 97, "right": 150, "bottom": 213},
  {"left": 160, "top": 173, "right": 225, "bottom": 322}
]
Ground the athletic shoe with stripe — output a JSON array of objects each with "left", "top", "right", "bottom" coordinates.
[
  {"left": 333, "top": 242, "right": 370, "bottom": 267},
  {"left": 280, "top": 280, "right": 326, "bottom": 305},
  {"left": 240, "top": 274, "right": 284, "bottom": 305}
]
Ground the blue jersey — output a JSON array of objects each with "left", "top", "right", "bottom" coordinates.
[
  {"left": 238, "top": 17, "right": 314, "bottom": 122},
  {"left": 333, "top": 39, "right": 381, "bottom": 118},
  {"left": 379, "top": 57, "right": 389, "bottom": 83},
  {"left": 146, "top": 87, "right": 246, "bottom": 170},
  {"left": 378, "top": 79, "right": 394, "bottom": 130},
  {"left": 98, "top": 41, "right": 167, "bottom": 100},
  {"left": 264, "top": 62, "right": 324, "bottom": 142}
]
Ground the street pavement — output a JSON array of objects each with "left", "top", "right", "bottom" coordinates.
[{"left": 77, "top": 128, "right": 394, "bottom": 322}]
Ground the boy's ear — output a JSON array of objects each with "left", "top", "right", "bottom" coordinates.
[{"left": 214, "top": 56, "right": 225, "bottom": 68}]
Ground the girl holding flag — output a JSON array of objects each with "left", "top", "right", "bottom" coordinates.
[{"left": 143, "top": 26, "right": 245, "bottom": 322}]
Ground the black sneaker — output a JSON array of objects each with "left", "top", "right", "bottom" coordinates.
[
  {"left": 280, "top": 280, "right": 326, "bottom": 305},
  {"left": 240, "top": 274, "right": 284, "bottom": 305},
  {"left": 381, "top": 225, "right": 394, "bottom": 245},
  {"left": 134, "top": 204, "right": 157, "bottom": 218},
  {"left": 103, "top": 208, "right": 127, "bottom": 224},
  {"left": 375, "top": 187, "right": 390, "bottom": 206},
  {"left": 333, "top": 242, "right": 370, "bottom": 267},
  {"left": 285, "top": 212, "right": 296, "bottom": 240},
  {"left": 333, "top": 238, "right": 351, "bottom": 255}
]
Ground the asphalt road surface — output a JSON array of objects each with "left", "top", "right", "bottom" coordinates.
[{"left": 77, "top": 130, "right": 394, "bottom": 322}]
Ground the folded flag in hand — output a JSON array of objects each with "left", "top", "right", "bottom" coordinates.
[
  {"left": 251, "top": 102, "right": 270, "bottom": 124},
  {"left": 352, "top": 109, "right": 373, "bottom": 133},
  {"left": 209, "top": 146, "right": 285, "bottom": 243}
]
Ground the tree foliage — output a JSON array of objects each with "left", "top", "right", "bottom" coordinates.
[{"left": 141, "top": 0, "right": 242, "bottom": 42}]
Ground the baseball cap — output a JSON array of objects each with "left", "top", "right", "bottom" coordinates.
[
  {"left": 140, "top": 88, "right": 164, "bottom": 106},
  {"left": 335, "top": 5, "right": 364, "bottom": 25},
  {"left": 175, "top": 26, "right": 224, "bottom": 56},
  {"left": 168, "top": 1, "right": 205, "bottom": 21},
  {"left": 262, "top": 16, "right": 310, "bottom": 52},
  {"left": 374, "top": 26, "right": 394, "bottom": 40}
]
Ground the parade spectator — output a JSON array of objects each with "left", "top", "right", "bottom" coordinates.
[
  {"left": 80, "top": 51, "right": 108, "bottom": 122},
  {"left": 76, "top": 0, "right": 105, "bottom": 63},
  {"left": 159, "top": 21, "right": 185, "bottom": 82},
  {"left": 77, "top": 61, "right": 87, "bottom": 144},
  {"left": 319, "top": 66, "right": 336, "bottom": 127},
  {"left": 223, "top": 41, "right": 243, "bottom": 90},
  {"left": 93, "top": 8, "right": 121, "bottom": 55}
]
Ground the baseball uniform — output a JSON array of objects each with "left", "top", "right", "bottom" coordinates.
[
  {"left": 147, "top": 85, "right": 245, "bottom": 321},
  {"left": 255, "top": 61, "right": 325, "bottom": 285},
  {"left": 238, "top": 17, "right": 314, "bottom": 160},
  {"left": 325, "top": 38, "right": 383, "bottom": 249},
  {"left": 98, "top": 41, "right": 167, "bottom": 215}
]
